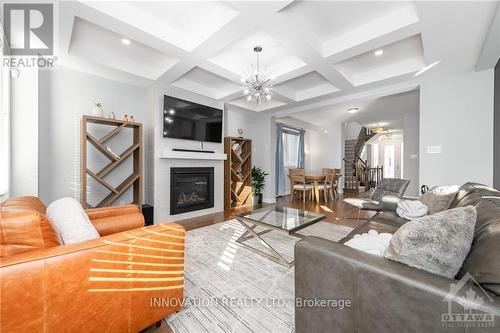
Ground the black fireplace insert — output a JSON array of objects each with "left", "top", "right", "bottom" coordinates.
[{"left": 170, "top": 167, "right": 214, "bottom": 215}]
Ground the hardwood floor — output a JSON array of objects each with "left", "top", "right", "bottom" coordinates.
[
  {"left": 145, "top": 191, "right": 372, "bottom": 333},
  {"left": 173, "top": 192, "right": 374, "bottom": 232}
]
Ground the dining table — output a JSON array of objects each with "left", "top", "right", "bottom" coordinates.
[
  {"left": 304, "top": 171, "right": 342, "bottom": 203},
  {"left": 304, "top": 172, "right": 325, "bottom": 204}
]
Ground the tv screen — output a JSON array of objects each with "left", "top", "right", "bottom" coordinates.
[{"left": 163, "top": 95, "right": 223, "bottom": 143}]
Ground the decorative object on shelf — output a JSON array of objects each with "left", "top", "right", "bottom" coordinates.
[
  {"left": 237, "top": 128, "right": 243, "bottom": 137},
  {"left": 108, "top": 111, "right": 116, "bottom": 120},
  {"left": 241, "top": 46, "right": 273, "bottom": 105},
  {"left": 92, "top": 102, "right": 103, "bottom": 117},
  {"left": 224, "top": 137, "right": 252, "bottom": 209},
  {"left": 251, "top": 166, "right": 268, "bottom": 205},
  {"left": 105, "top": 146, "right": 121, "bottom": 160},
  {"left": 123, "top": 114, "right": 129, "bottom": 122},
  {"left": 130, "top": 115, "right": 134, "bottom": 123},
  {"left": 80, "top": 115, "right": 142, "bottom": 210}
]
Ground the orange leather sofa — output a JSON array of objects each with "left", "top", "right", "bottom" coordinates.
[{"left": 0, "top": 196, "right": 185, "bottom": 333}]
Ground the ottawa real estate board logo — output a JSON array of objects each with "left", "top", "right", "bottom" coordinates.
[{"left": 442, "top": 272, "right": 497, "bottom": 328}]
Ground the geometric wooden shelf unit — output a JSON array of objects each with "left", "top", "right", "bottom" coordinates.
[
  {"left": 224, "top": 136, "right": 252, "bottom": 209},
  {"left": 80, "top": 115, "right": 142, "bottom": 210}
]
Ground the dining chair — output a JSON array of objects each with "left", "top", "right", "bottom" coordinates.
[
  {"left": 321, "top": 168, "right": 336, "bottom": 176},
  {"left": 332, "top": 171, "right": 341, "bottom": 197},
  {"left": 317, "top": 172, "right": 335, "bottom": 202},
  {"left": 288, "top": 168, "right": 313, "bottom": 204}
]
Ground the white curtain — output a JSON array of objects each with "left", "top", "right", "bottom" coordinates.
[{"left": 0, "top": 37, "right": 10, "bottom": 198}]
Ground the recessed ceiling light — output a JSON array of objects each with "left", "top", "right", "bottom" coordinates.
[
  {"left": 374, "top": 49, "right": 384, "bottom": 56},
  {"left": 121, "top": 38, "right": 131, "bottom": 45},
  {"left": 414, "top": 60, "right": 440, "bottom": 77},
  {"left": 347, "top": 107, "right": 359, "bottom": 114}
]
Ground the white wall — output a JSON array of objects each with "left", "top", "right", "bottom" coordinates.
[
  {"left": 38, "top": 66, "right": 147, "bottom": 205},
  {"left": 10, "top": 68, "right": 38, "bottom": 197},
  {"left": 151, "top": 84, "right": 226, "bottom": 223},
  {"left": 402, "top": 111, "right": 419, "bottom": 196},
  {"left": 225, "top": 106, "right": 274, "bottom": 201},
  {"left": 308, "top": 122, "right": 343, "bottom": 173},
  {"left": 420, "top": 69, "right": 494, "bottom": 187}
]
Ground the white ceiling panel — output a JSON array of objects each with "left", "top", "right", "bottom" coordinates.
[
  {"left": 171, "top": 67, "right": 241, "bottom": 100},
  {"left": 208, "top": 29, "right": 307, "bottom": 78},
  {"left": 281, "top": 1, "right": 411, "bottom": 43},
  {"left": 82, "top": 1, "right": 239, "bottom": 51},
  {"left": 333, "top": 34, "right": 425, "bottom": 86},
  {"left": 274, "top": 71, "right": 340, "bottom": 101},
  {"left": 69, "top": 17, "right": 178, "bottom": 80}
]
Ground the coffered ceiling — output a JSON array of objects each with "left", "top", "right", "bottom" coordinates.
[{"left": 57, "top": 1, "right": 498, "bottom": 113}]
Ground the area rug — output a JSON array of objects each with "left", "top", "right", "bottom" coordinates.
[{"left": 165, "top": 219, "right": 353, "bottom": 333}]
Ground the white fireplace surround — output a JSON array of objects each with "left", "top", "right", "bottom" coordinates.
[
  {"left": 151, "top": 85, "right": 226, "bottom": 224},
  {"left": 160, "top": 150, "right": 227, "bottom": 160}
]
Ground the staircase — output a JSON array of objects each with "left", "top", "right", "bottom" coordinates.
[{"left": 343, "top": 127, "right": 379, "bottom": 192}]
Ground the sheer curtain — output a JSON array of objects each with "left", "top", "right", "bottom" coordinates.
[
  {"left": 0, "top": 34, "right": 10, "bottom": 199},
  {"left": 275, "top": 124, "right": 285, "bottom": 195},
  {"left": 297, "top": 129, "right": 305, "bottom": 168},
  {"left": 276, "top": 125, "right": 306, "bottom": 196}
]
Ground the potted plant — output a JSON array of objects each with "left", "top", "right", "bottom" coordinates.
[
  {"left": 92, "top": 102, "right": 103, "bottom": 117},
  {"left": 251, "top": 166, "right": 268, "bottom": 205}
]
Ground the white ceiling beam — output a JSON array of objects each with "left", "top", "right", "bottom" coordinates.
[{"left": 259, "top": 16, "right": 353, "bottom": 91}]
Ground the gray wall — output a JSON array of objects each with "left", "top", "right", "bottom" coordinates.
[
  {"left": 419, "top": 69, "right": 494, "bottom": 187},
  {"left": 38, "top": 66, "right": 147, "bottom": 205},
  {"left": 403, "top": 109, "right": 420, "bottom": 197},
  {"left": 494, "top": 60, "right": 500, "bottom": 190}
]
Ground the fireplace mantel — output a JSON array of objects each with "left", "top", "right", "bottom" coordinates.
[{"left": 160, "top": 151, "right": 227, "bottom": 161}]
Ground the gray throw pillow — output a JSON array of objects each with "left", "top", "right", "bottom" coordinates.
[
  {"left": 419, "top": 185, "right": 459, "bottom": 214},
  {"left": 383, "top": 206, "right": 477, "bottom": 278}
]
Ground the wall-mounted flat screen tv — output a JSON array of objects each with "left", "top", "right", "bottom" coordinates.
[{"left": 163, "top": 95, "right": 223, "bottom": 143}]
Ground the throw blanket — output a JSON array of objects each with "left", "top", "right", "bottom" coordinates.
[
  {"left": 396, "top": 200, "right": 428, "bottom": 220},
  {"left": 344, "top": 230, "right": 393, "bottom": 257}
]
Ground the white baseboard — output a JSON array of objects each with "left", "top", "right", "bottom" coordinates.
[{"left": 263, "top": 197, "right": 276, "bottom": 203}]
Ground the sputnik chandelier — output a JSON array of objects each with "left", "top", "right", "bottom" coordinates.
[{"left": 241, "top": 46, "right": 273, "bottom": 105}]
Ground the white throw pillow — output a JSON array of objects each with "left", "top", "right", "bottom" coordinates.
[
  {"left": 344, "top": 230, "right": 393, "bottom": 257},
  {"left": 46, "top": 197, "right": 99, "bottom": 244}
]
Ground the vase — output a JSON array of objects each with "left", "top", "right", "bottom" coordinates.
[{"left": 92, "top": 105, "right": 103, "bottom": 117}]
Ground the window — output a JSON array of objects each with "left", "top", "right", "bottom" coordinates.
[
  {"left": 282, "top": 130, "right": 299, "bottom": 168},
  {"left": 384, "top": 144, "right": 395, "bottom": 178},
  {"left": 0, "top": 34, "right": 9, "bottom": 197}
]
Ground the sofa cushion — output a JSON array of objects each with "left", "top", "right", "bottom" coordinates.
[
  {"left": 419, "top": 185, "right": 459, "bottom": 214},
  {"left": 46, "top": 198, "right": 99, "bottom": 244},
  {"left": 456, "top": 197, "right": 500, "bottom": 295},
  {"left": 449, "top": 182, "right": 500, "bottom": 208},
  {"left": 0, "top": 196, "right": 60, "bottom": 257},
  {"left": 384, "top": 206, "right": 477, "bottom": 278}
]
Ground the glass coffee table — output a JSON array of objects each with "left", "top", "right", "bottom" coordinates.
[{"left": 236, "top": 206, "right": 326, "bottom": 268}]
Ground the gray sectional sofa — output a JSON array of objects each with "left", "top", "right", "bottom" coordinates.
[{"left": 295, "top": 183, "right": 500, "bottom": 333}]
